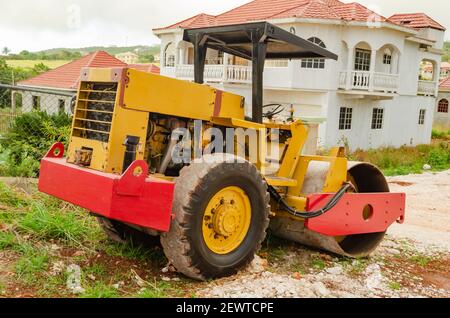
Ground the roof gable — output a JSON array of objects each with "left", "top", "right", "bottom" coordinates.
[
  {"left": 389, "top": 13, "right": 446, "bottom": 31},
  {"left": 18, "top": 51, "right": 127, "bottom": 90}
]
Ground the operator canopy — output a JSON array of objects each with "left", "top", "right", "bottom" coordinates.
[{"left": 183, "top": 21, "right": 338, "bottom": 61}]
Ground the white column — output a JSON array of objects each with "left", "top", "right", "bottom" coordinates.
[
  {"left": 345, "top": 46, "right": 355, "bottom": 90},
  {"left": 369, "top": 49, "right": 377, "bottom": 92},
  {"left": 222, "top": 53, "right": 230, "bottom": 83}
]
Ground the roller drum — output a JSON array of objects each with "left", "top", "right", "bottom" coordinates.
[{"left": 270, "top": 162, "right": 389, "bottom": 258}]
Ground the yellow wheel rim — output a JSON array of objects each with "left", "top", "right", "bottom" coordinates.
[{"left": 202, "top": 186, "right": 252, "bottom": 255}]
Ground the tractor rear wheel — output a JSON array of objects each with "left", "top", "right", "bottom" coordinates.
[
  {"left": 161, "top": 154, "right": 270, "bottom": 280},
  {"left": 97, "top": 217, "right": 160, "bottom": 247}
]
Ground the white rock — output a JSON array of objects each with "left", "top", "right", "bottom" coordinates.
[
  {"left": 312, "top": 282, "right": 330, "bottom": 297},
  {"left": 325, "top": 265, "right": 343, "bottom": 275},
  {"left": 365, "top": 264, "right": 383, "bottom": 290},
  {"left": 423, "top": 164, "right": 432, "bottom": 171}
]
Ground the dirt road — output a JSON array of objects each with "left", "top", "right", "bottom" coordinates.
[{"left": 388, "top": 170, "right": 450, "bottom": 251}]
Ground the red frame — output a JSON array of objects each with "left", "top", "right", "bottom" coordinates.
[
  {"left": 38, "top": 143, "right": 174, "bottom": 232},
  {"left": 305, "top": 192, "right": 405, "bottom": 236}
]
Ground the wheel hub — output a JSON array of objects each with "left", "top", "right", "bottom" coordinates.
[
  {"left": 202, "top": 186, "right": 252, "bottom": 255},
  {"left": 213, "top": 204, "right": 240, "bottom": 237}
]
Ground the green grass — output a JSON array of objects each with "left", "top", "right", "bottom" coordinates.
[
  {"left": 389, "top": 281, "right": 402, "bottom": 291},
  {"left": 409, "top": 254, "right": 433, "bottom": 267},
  {"left": 137, "top": 282, "right": 172, "bottom": 298},
  {"left": 14, "top": 245, "right": 50, "bottom": 285},
  {"left": 349, "top": 141, "right": 450, "bottom": 176},
  {"left": 17, "top": 201, "right": 98, "bottom": 246},
  {"left": 432, "top": 130, "right": 450, "bottom": 140},
  {"left": 311, "top": 256, "right": 327, "bottom": 271},
  {"left": 81, "top": 282, "right": 119, "bottom": 298},
  {"left": 0, "top": 231, "right": 16, "bottom": 250},
  {"left": 5, "top": 60, "right": 70, "bottom": 69}
]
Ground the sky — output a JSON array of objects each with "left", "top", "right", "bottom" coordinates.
[{"left": 1, "top": 0, "right": 449, "bottom": 53}]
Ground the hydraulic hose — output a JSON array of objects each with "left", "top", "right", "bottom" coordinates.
[{"left": 268, "top": 183, "right": 353, "bottom": 219}]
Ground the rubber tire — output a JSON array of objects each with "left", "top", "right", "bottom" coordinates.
[
  {"left": 161, "top": 154, "right": 270, "bottom": 280},
  {"left": 97, "top": 217, "right": 160, "bottom": 247}
]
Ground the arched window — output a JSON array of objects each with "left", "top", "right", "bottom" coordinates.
[
  {"left": 438, "top": 99, "right": 449, "bottom": 113},
  {"left": 164, "top": 42, "right": 175, "bottom": 67},
  {"left": 301, "top": 37, "right": 326, "bottom": 69},
  {"left": 383, "top": 48, "right": 392, "bottom": 65}
]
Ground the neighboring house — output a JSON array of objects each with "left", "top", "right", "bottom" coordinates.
[
  {"left": 154, "top": 53, "right": 161, "bottom": 63},
  {"left": 435, "top": 77, "right": 450, "bottom": 131},
  {"left": 153, "top": 0, "right": 445, "bottom": 151},
  {"left": 115, "top": 51, "right": 139, "bottom": 64},
  {"left": 423, "top": 61, "right": 450, "bottom": 81},
  {"left": 128, "top": 63, "right": 160, "bottom": 75},
  {"left": 16, "top": 51, "right": 159, "bottom": 115}
]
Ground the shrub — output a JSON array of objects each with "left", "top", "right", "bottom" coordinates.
[{"left": 0, "top": 111, "right": 72, "bottom": 177}]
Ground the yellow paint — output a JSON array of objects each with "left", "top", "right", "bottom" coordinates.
[
  {"left": 122, "top": 69, "right": 245, "bottom": 121},
  {"left": 202, "top": 186, "right": 251, "bottom": 255}
]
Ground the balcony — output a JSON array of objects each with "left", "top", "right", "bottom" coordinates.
[
  {"left": 417, "top": 80, "right": 438, "bottom": 97},
  {"left": 176, "top": 64, "right": 252, "bottom": 84},
  {"left": 338, "top": 71, "right": 399, "bottom": 94}
]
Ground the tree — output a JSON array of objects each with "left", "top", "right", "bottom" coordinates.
[{"left": 2, "top": 47, "right": 11, "bottom": 56}]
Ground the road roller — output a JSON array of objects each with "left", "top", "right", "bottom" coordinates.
[{"left": 38, "top": 22, "right": 405, "bottom": 280}]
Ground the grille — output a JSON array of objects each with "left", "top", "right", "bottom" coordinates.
[{"left": 74, "top": 83, "right": 118, "bottom": 143}]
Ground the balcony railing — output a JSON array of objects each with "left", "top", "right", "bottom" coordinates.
[
  {"left": 338, "top": 70, "right": 399, "bottom": 93},
  {"left": 417, "top": 80, "right": 437, "bottom": 96},
  {"left": 176, "top": 64, "right": 252, "bottom": 84}
]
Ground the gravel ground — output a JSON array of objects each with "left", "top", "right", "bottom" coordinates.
[{"left": 197, "top": 171, "right": 450, "bottom": 298}]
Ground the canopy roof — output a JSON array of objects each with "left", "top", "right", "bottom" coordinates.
[{"left": 183, "top": 22, "right": 338, "bottom": 61}]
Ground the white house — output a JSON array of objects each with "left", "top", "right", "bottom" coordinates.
[
  {"left": 115, "top": 51, "right": 140, "bottom": 64},
  {"left": 153, "top": 0, "right": 446, "bottom": 151},
  {"left": 435, "top": 77, "right": 450, "bottom": 131}
]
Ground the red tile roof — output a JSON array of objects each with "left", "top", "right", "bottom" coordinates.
[
  {"left": 439, "top": 77, "right": 450, "bottom": 91},
  {"left": 128, "top": 63, "right": 160, "bottom": 74},
  {"left": 389, "top": 13, "right": 446, "bottom": 31},
  {"left": 18, "top": 51, "right": 127, "bottom": 90},
  {"left": 155, "top": 0, "right": 402, "bottom": 31}
]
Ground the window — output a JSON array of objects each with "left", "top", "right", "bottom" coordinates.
[
  {"left": 32, "top": 95, "right": 40, "bottom": 110},
  {"left": 418, "top": 109, "right": 426, "bottom": 125},
  {"left": 339, "top": 107, "right": 353, "bottom": 130},
  {"left": 383, "top": 54, "right": 392, "bottom": 65},
  {"left": 354, "top": 49, "right": 371, "bottom": 71},
  {"left": 371, "top": 108, "right": 384, "bottom": 130},
  {"left": 438, "top": 99, "right": 449, "bottom": 113},
  {"left": 58, "top": 99, "right": 65, "bottom": 114},
  {"left": 301, "top": 37, "right": 326, "bottom": 69},
  {"left": 164, "top": 42, "right": 175, "bottom": 67}
]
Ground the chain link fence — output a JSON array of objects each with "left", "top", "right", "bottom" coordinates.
[
  {"left": 0, "top": 83, "right": 76, "bottom": 177},
  {"left": 0, "top": 83, "right": 75, "bottom": 134}
]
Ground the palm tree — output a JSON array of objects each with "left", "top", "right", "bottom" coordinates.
[{"left": 2, "top": 47, "right": 11, "bottom": 56}]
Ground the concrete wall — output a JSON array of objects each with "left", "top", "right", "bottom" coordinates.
[
  {"left": 21, "top": 91, "right": 73, "bottom": 115},
  {"left": 435, "top": 92, "right": 450, "bottom": 131},
  {"left": 325, "top": 93, "right": 435, "bottom": 150}
]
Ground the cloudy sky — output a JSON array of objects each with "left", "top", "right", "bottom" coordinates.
[{"left": 0, "top": 0, "right": 449, "bottom": 53}]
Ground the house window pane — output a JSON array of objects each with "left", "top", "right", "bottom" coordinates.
[
  {"left": 301, "top": 37, "right": 326, "bottom": 69},
  {"left": 438, "top": 99, "right": 449, "bottom": 113},
  {"left": 355, "top": 49, "right": 371, "bottom": 71},
  {"left": 32, "top": 95, "right": 40, "bottom": 110},
  {"left": 418, "top": 109, "right": 426, "bottom": 125},
  {"left": 371, "top": 108, "right": 384, "bottom": 130},
  {"left": 383, "top": 54, "right": 392, "bottom": 65},
  {"left": 339, "top": 107, "right": 353, "bottom": 130},
  {"left": 58, "top": 99, "right": 65, "bottom": 114}
]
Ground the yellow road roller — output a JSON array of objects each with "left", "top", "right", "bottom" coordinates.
[{"left": 39, "top": 22, "right": 405, "bottom": 280}]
